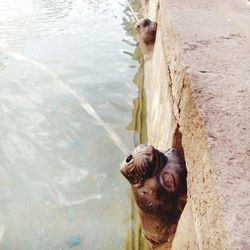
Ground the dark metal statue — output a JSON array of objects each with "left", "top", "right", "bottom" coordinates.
[{"left": 120, "top": 144, "right": 187, "bottom": 248}]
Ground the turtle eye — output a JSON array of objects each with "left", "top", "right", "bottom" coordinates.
[{"left": 126, "top": 155, "right": 133, "bottom": 163}]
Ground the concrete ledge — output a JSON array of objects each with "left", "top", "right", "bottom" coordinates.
[{"left": 141, "top": 0, "right": 250, "bottom": 249}]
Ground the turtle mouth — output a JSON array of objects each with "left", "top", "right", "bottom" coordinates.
[
  {"left": 120, "top": 163, "right": 129, "bottom": 178},
  {"left": 124, "top": 170, "right": 141, "bottom": 186},
  {"left": 120, "top": 158, "right": 139, "bottom": 185}
]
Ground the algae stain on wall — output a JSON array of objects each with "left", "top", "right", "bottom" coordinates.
[
  {"left": 122, "top": 0, "right": 147, "bottom": 146},
  {"left": 125, "top": 52, "right": 148, "bottom": 250},
  {"left": 127, "top": 48, "right": 148, "bottom": 146},
  {"left": 125, "top": 56, "right": 148, "bottom": 249}
]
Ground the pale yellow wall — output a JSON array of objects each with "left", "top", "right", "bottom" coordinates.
[{"left": 140, "top": 0, "right": 250, "bottom": 249}]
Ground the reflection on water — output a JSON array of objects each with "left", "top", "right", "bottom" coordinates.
[
  {"left": 121, "top": 1, "right": 148, "bottom": 250},
  {"left": 121, "top": 0, "right": 147, "bottom": 146},
  {"left": 126, "top": 46, "right": 147, "bottom": 146},
  {"left": 0, "top": 0, "right": 146, "bottom": 249}
]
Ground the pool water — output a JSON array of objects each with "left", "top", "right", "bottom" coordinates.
[{"left": 0, "top": 0, "right": 144, "bottom": 249}]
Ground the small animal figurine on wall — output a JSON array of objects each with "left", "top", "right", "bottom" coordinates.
[
  {"left": 120, "top": 144, "right": 187, "bottom": 249},
  {"left": 136, "top": 18, "right": 157, "bottom": 56}
]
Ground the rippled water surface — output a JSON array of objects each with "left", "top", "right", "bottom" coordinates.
[{"left": 0, "top": 0, "right": 141, "bottom": 249}]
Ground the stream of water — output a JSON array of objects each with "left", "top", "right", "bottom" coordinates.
[{"left": 0, "top": 0, "right": 144, "bottom": 249}]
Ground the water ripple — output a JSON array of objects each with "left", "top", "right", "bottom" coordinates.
[{"left": 0, "top": 0, "right": 119, "bottom": 45}]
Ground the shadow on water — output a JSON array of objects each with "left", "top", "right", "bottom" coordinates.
[{"left": 121, "top": 1, "right": 148, "bottom": 249}]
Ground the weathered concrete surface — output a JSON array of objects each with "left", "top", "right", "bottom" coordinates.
[{"left": 141, "top": 0, "right": 250, "bottom": 249}]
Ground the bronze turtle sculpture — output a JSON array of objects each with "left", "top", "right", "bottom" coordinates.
[
  {"left": 120, "top": 144, "right": 187, "bottom": 247},
  {"left": 136, "top": 18, "right": 157, "bottom": 46}
]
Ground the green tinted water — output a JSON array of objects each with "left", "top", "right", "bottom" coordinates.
[{"left": 0, "top": 0, "right": 147, "bottom": 249}]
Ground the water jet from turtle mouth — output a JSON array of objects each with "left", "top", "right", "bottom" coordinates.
[{"left": 1, "top": 48, "right": 130, "bottom": 156}]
